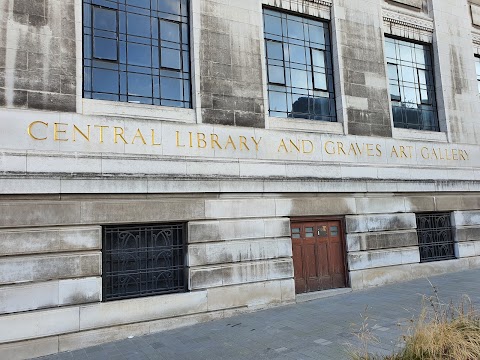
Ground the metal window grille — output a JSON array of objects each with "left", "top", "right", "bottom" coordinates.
[
  {"left": 102, "top": 223, "right": 186, "bottom": 301},
  {"left": 416, "top": 213, "right": 455, "bottom": 263}
]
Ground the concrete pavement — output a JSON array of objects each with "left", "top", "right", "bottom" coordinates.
[{"left": 37, "top": 269, "right": 480, "bottom": 360}]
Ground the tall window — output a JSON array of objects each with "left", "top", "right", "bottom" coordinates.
[
  {"left": 263, "top": 9, "right": 336, "bottom": 122},
  {"left": 385, "top": 37, "right": 438, "bottom": 131},
  {"left": 83, "top": 0, "right": 191, "bottom": 108},
  {"left": 476, "top": 56, "right": 480, "bottom": 94}
]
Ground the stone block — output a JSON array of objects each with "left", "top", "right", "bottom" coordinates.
[
  {"left": 354, "top": 197, "right": 406, "bottom": 214},
  {"left": 79, "top": 291, "right": 207, "bottom": 330},
  {"left": 58, "top": 277, "right": 102, "bottom": 306},
  {"left": 188, "top": 238, "right": 292, "bottom": 266},
  {"left": 206, "top": 280, "right": 284, "bottom": 311},
  {"left": 276, "top": 197, "right": 356, "bottom": 217},
  {"left": 404, "top": 196, "right": 436, "bottom": 212},
  {"left": 264, "top": 218, "right": 291, "bottom": 238},
  {"left": 0, "top": 253, "right": 101, "bottom": 285},
  {"left": 452, "top": 211, "right": 480, "bottom": 227},
  {"left": 0, "top": 281, "right": 58, "bottom": 315},
  {"left": 454, "top": 226, "right": 480, "bottom": 243},
  {"left": 455, "top": 241, "right": 480, "bottom": 258},
  {"left": 0, "top": 336, "right": 58, "bottom": 360},
  {"left": 190, "top": 258, "right": 294, "bottom": 290},
  {"left": 0, "top": 307, "right": 79, "bottom": 343},
  {"left": 80, "top": 199, "right": 205, "bottom": 224},
  {"left": 188, "top": 219, "right": 266, "bottom": 243},
  {"left": 348, "top": 247, "right": 420, "bottom": 271},
  {"left": 0, "top": 226, "right": 101, "bottom": 256},
  {"left": 280, "top": 279, "right": 296, "bottom": 303},
  {"left": 346, "top": 230, "right": 418, "bottom": 252},
  {"left": 0, "top": 202, "right": 81, "bottom": 228},
  {"left": 204, "top": 199, "right": 276, "bottom": 219},
  {"left": 359, "top": 264, "right": 414, "bottom": 289},
  {"left": 346, "top": 213, "right": 416, "bottom": 233}
]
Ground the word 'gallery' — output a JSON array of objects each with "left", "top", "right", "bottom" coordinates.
[{"left": 1, "top": 0, "right": 480, "bottom": 358}]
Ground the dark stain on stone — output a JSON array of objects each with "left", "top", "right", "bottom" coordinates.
[{"left": 449, "top": 45, "right": 467, "bottom": 96}]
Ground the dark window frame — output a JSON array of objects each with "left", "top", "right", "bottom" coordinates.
[
  {"left": 475, "top": 55, "right": 480, "bottom": 95},
  {"left": 263, "top": 7, "right": 337, "bottom": 122},
  {"left": 385, "top": 35, "right": 439, "bottom": 132},
  {"left": 83, "top": 0, "right": 192, "bottom": 109},
  {"left": 102, "top": 222, "right": 187, "bottom": 301}
]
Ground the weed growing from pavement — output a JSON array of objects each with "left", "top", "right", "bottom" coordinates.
[{"left": 350, "top": 281, "right": 480, "bottom": 360}]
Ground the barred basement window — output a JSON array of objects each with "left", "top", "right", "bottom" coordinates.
[
  {"left": 263, "top": 9, "right": 336, "bottom": 121},
  {"left": 83, "top": 0, "right": 191, "bottom": 108},
  {"left": 102, "top": 223, "right": 186, "bottom": 301},
  {"left": 385, "top": 37, "right": 439, "bottom": 131},
  {"left": 416, "top": 213, "right": 455, "bottom": 263}
]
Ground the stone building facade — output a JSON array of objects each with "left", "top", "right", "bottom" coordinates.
[{"left": 1, "top": 0, "right": 480, "bottom": 358}]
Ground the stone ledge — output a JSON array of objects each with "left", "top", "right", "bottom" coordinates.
[
  {"left": 0, "top": 252, "right": 101, "bottom": 285},
  {"left": 346, "top": 229, "right": 418, "bottom": 251},
  {"left": 188, "top": 238, "right": 292, "bottom": 267},
  {"left": 189, "top": 258, "right": 294, "bottom": 290},
  {"left": 348, "top": 247, "right": 420, "bottom": 271},
  {"left": 0, "top": 226, "right": 101, "bottom": 256},
  {"left": 0, "top": 277, "right": 101, "bottom": 315},
  {"left": 346, "top": 213, "right": 416, "bottom": 233}
]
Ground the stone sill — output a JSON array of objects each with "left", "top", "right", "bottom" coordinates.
[
  {"left": 80, "top": 99, "right": 197, "bottom": 123},
  {"left": 268, "top": 116, "right": 344, "bottom": 135},
  {"left": 392, "top": 127, "right": 448, "bottom": 143}
]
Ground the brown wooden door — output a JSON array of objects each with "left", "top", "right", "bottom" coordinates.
[{"left": 291, "top": 220, "right": 346, "bottom": 294}]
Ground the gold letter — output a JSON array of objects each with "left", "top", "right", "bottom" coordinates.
[
  {"left": 251, "top": 137, "right": 262, "bottom": 151},
  {"left": 390, "top": 146, "right": 399, "bottom": 158},
  {"left": 73, "top": 124, "right": 90, "bottom": 142},
  {"left": 376, "top": 144, "right": 382, "bottom": 157},
  {"left": 337, "top": 142, "right": 346, "bottom": 155},
  {"left": 452, "top": 149, "right": 458, "bottom": 160},
  {"left": 324, "top": 141, "right": 335, "bottom": 155},
  {"left": 131, "top": 128, "right": 147, "bottom": 145},
  {"left": 421, "top": 147, "right": 429, "bottom": 159},
  {"left": 176, "top": 131, "right": 185, "bottom": 147},
  {"left": 366, "top": 144, "right": 374, "bottom": 157},
  {"left": 114, "top": 127, "right": 127, "bottom": 144},
  {"left": 197, "top": 133, "right": 207, "bottom": 148},
  {"left": 225, "top": 135, "right": 237, "bottom": 150},
  {"left": 94, "top": 125, "right": 109, "bottom": 143},
  {"left": 302, "top": 140, "right": 314, "bottom": 154},
  {"left": 211, "top": 134, "right": 222, "bottom": 149},
  {"left": 278, "top": 139, "right": 288, "bottom": 153},
  {"left": 27, "top": 121, "right": 48, "bottom": 140},
  {"left": 54, "top": 122, "right": 68, "bottom": 141},
  {"left": 151, "top": 129, "right": 161, "bottom": 146},
  {"left": 239, "top": 136, "right": 250, "bottom": 151},
  {"left": 289, "top": 139, "right": 300, "bottom": 153}
]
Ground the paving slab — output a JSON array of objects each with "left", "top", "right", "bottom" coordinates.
[{"left": 37, "top": 269, "right": 480, "bottom": 360}]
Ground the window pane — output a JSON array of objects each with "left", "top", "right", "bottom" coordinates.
[
  {"left": 313, "top": 72, "right": 327, "bottom": 90},
  {"left": 158, "top": 0, "right": 181, "bottom": 15},
  {"left": 289, "top": 44, "right": 306, "bottom": 64},
  {"left": 161, "top": 47, "right": 181, "bottom": 69},
  {"left": 287, "top": 18, "right": 304, "bottom": 39},
  {"left": 93, "top": 7, "right": 117, "bottom": 32},
  {"left": 308, "top": 24, "right": 324, "bottom": 44},
  {"left": 291, "top": 94, "right": 309, "bottom": 114},
  {"left": 127, "top": 43, "right": 151, "bottom": 67},
  {"left": 264, "top": 14, "right": 282, "bottom": 35},
  {"left": 266, "top": 41, "right": 283, "bottom": 61},
  {"left": 127, "top": 0, "right": 150, "bottom": 8},
  {"left": 161, "top": 77, "right": 183, "bottom": 100},
  {"left": 268, "top": 65, "right": 285, "bottom": 84},
  {"left": 387, "top": 63, "right": 398, "bottom": 80},
  {"left": 290, "top": 69, "right": 308, "bottom": 89},
  {"left": 93, "top": 37, "right": 117, "bottom": 60},
  {"left": 269, "top": 91, "right": 287, "bottom": 112},
  {"left": 128, "top": 73, "right": 152, "bottom": 97},
  {"left": 92, "top": 68, "right": 119, "bottom": 93},
  {"left": 127, "top": 13, "right": 151, "bottom": 37},
  {"left": 160, "top": 20, "right": 180, "bottom": 42},
  {"left": 311, "top": 49, "right": 325, "bottom": 68}
]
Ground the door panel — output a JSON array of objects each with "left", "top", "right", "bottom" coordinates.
[{"left": 291, "top": 220, "right": 347, "bottom": 294}]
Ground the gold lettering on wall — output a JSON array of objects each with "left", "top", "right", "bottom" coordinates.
[
  {"left": 27, "top": 121, "right": 48, "bottom": 140},
  {"left": 53, "top": 123, "right": 68, "bottom": 141},
  {"left": 73, "top": 125, "right": 90, "bottom": 142}
]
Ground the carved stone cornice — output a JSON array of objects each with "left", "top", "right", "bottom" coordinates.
[
  {"left": 304, "top": 0, "right": 332, "bottom": 6},
  {"left": 382, "top": 9, "right": 434, "bottom": 32}
]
